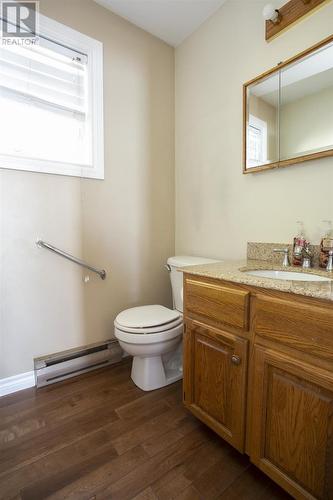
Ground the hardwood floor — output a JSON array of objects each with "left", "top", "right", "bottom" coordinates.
[{"left": 0, "top": 361, "right": 291, "bottom": 500}]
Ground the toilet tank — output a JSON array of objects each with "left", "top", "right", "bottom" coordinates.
[{"left": 167, "top": 256, "right": 220, "bottom": 313}]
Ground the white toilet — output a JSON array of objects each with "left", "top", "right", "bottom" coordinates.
[{"left": 114, "top": 256, "right": 219, "bottom": 391}]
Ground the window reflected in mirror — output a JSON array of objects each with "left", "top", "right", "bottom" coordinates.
[{"left": 246, "top": 74, "right": 279, "bottom": 169}]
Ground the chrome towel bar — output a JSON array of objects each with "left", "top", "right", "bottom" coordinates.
[{"left": 36, "top": 240, "right": 106, "bottom": 280}]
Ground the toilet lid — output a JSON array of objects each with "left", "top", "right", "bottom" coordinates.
[{"left": 115, "top": 305, "right": 181, "bottom": 329}]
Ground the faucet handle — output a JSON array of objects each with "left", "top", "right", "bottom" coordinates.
[{"left": 273, "top": 247, "right": 289, "bottom": 254}]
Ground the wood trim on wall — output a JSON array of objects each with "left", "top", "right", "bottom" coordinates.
[
  {"left": 243, "top": 149, "right": 333, "bottom": 174},
  {"left": 243, "top": 33, "right": 333, "bottom": 174},
  {"left": 265, "top": 0, "right": 330, "bottom": 41}
]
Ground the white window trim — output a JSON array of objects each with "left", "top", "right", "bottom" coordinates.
[
  {"left": 247, "top": 114, "right": 268, "bottom": 168},
  {"left": 0, "top": 13, "right": 104, "bottom": 179}
]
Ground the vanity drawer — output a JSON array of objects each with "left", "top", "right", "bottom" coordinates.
[
  {"left": 253, "top": 294, "right": 333, "bottom": 360},
  {"left": 184, "top": 277, "right": 250, "bottom": 330}
]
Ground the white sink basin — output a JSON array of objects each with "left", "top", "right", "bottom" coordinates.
[{"left": 244, "top": 270, "right": 331, "bottom": 282}]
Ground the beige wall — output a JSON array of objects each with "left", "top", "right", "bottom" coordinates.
[
  {"left": 175, "top": 0, "right": 333, "bottom": 260},
  {"left": 0, "top": 0, "right": 175, "bottom": 378}
]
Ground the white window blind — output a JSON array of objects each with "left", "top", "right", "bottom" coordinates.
[
  {"left": 0, "top": 40, "right": 87, "bottom": 114},
  {"left": 0, "top": 13, "right": 104, "bottom": 178}
]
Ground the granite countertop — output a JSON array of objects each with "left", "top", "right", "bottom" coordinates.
[{"left": 181, "top": 259, "right": 333, "bottom": 302}]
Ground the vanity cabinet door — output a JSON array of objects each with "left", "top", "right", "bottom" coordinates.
[
  {"left": 250, "top": 346, "right": 333, "bottom": 500},
  {"left": 183, "top": 319, "right": 248, "bottom": 452}
]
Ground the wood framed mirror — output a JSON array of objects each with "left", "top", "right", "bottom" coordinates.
[{"left": 243, "top": 35, "right": 333, "bottom": 174}]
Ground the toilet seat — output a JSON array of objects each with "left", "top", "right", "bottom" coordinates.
[
  {"left": 116, "top": 305, "right": 181, "bottom": 329},
  {"left": 114, "top": 305, "right": 183, "bottom": 344},
  {"left": 114, "top": 305, "right": 183, "bottom": 345},
  {"left": 115, "top": 321, "right": 183, "bottom": 345},
  {"left": 115, "top": 315, "right": 182, "bottom": 334},
  {"left": 115, "top": 305, "right": 182, "bottom": 336}
]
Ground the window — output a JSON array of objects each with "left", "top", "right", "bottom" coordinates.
[
  {"left": 0, "top": 14, "right": 104, "bottom": 178},
  {"left": 247, "top": 115, "right": 267, "bottom": 168}
]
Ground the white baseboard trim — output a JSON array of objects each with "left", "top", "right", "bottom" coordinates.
[{"left": 0, "top": 371, "right": 35, "bottom": 397}]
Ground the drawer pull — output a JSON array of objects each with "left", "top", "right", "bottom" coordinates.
[{"left": 231, "top": 355, "right": 241, "bottom": 365}]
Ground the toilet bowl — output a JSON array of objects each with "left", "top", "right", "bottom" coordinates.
[
  {"left": 115, "top": 305, "right": 183, "bottom": 391},
  {"left": 114, "top": 256, "right": 220, "bottom": 391}
]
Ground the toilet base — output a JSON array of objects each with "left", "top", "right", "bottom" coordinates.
[{"left": 131, "top": 353, "right": 183, "bottom": 391}]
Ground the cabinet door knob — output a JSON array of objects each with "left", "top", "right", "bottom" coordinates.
[{"left": 231, "top": 354, "right": 241, "bottom": 365}]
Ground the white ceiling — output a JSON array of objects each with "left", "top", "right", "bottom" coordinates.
[{"left": 93, "top": 0, "right": 227, "bottom": 46}]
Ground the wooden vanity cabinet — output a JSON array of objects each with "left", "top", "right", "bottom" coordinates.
[
  {"left": 183, "top": 273, "right": 333, "bottom": 500},
  {"left": 250, "top": 346, "right": 333, "bottom": 500},
  {"left": 183, "top": 319, "right": 248, "bottom": 452}
]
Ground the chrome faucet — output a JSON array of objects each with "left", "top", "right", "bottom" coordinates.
[
  {"left": 327, "top": 250, "right": 333, "bottom": 272},
  {"left": 273, "top": 248, "right": 290, "bottom": 267},
  {"left": 301, "top": 243, "right": 312, "bottom": 269}
]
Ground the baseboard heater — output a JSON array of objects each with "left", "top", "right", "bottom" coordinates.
[{"left": 34, "top": 339, "right": 123, "bottom": 388}]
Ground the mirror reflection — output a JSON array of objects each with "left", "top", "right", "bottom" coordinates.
[
  {"left": 244, "top": 38, "right": 333, "bottom": 172},
  {"left": 280, "top": 43, "right": 333, "bottom": 160}
]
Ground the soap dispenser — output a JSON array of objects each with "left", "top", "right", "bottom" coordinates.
[
  {"left": 292, "top": 221, "right": 309, "bottom": 267},
  {"left": 319, "top": 220, "right": 333, "bottom": 268}
]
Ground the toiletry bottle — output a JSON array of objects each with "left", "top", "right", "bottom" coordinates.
[
  {"left": 292, "top": 221, "right": 309, "bottom": 266},
  {"left": 319, "top": 220, "right": 333, "bottom": 268}
]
